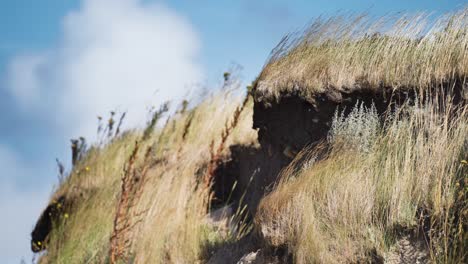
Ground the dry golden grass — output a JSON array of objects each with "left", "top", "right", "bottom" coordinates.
[
  {"left": 256, "top": 9, "right": 467, "bottom": 101},
  {"left": 40, "top": 85, "right": 256, "bottom": 263},
  {"left": 36, "top": 8, "right": 468, "bottom": 264},
  {"left": 256, "top": 98, "right": 467, "bottom": 263}
]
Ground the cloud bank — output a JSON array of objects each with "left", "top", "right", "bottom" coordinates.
[{"left": 6, "top": 0, "right": 203, "bottom": 140}]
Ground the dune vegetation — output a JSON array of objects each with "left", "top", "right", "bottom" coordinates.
[
  {"left": 256, "top": 99, "right": 467, "bottom": 263},
  {"left": 32, "top": 8, "right": 466, "bottom": 264},
  {"left": 36, "top": 81, "right": 256, "bottom": 263},
  {"left": 255, "top": 10, "right": 467, "bottom": 102}
]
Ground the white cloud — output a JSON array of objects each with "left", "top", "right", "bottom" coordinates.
[
  {"left": 0, "top": 145, "right": 50, "bottom": 264},
  {"left": 6, "top": 0, "right": 203, "bottom": 140},
  {"left": 6, "top": 54, "right": 47, "bottom": 109}
]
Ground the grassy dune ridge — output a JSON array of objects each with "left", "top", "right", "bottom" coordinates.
[
  {"left": 33, "top": 8, "right": 467, "bottom": 264},
  {"left": 256, "top": 9, "right": 467, "bottom": 102}
]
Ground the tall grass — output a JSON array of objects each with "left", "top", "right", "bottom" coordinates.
[
  {"left": 39, "top": 84, "right": 256, "bottom": 263},
  {"left": 131, "top": 91, "right": 255, "bottom": 263},
  {"left": 256, "top": 9, "right": 467, "bottom": 100},
  {"left": 256, "top": 97, "right": 467, "bottom": 263}
]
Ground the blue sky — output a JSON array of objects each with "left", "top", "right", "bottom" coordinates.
[{"left": 0, "top": 0, "right": 466, "bottom": 263}]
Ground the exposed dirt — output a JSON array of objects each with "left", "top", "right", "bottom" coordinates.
[
  {"left": 384, "top": 224, "right": 431, "bottom": 264},
  {"left": 207, "top": 234, "right": 292, "bottom": 264}
]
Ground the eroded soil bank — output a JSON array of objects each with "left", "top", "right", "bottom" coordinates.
[
  {"left": 208, "top": 80, "right": 466, "bottom": 263},
  {"left": 236, "top": 81, "right": 466, "bottom": 212},
  {"left": 31, "top": 78, "right": 465, "bottom": 262}
]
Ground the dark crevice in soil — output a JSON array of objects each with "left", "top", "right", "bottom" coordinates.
[
  {"left": 31, "top": 188, "right": 90, "bottom": 253},
  {"left": 211, "top": 143, "right": 290, "bottom": 215},
  {"left": 31, "top": 196, "right": 71, "bottom": 252}
]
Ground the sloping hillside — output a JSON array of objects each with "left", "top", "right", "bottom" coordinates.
[{"left": 32, "top": 9, "right": 467, "bottom": 264}]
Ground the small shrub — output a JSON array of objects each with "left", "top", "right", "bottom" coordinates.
[{"left": 328, "top": 101, "right": 380, "bottom": 153}]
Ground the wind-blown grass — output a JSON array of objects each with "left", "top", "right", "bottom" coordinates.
[
  {"left": 255, "top": 98, "right": 467, "bottom": 263},
  {"left": 39, "top": 85, "right": 256, "bottom": 263},
  {"left": 256, "top": 9, "right": 467, "bottom": 101},
  {"left": 35, "top": 8, "right": 467, "bottom": 264}
]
